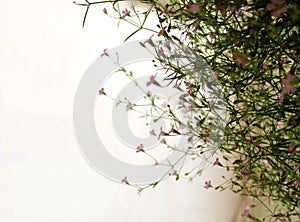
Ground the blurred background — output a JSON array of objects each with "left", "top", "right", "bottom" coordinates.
[{"left": 0, "top": 1, "right": 246, "bottom": 221}]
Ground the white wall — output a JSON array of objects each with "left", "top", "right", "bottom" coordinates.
[{"left": 0, "top": 1, "right": 242, "bottom": 221}]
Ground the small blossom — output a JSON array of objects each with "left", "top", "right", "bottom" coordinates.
[
  {"left": 121, "top": 176, "right": 128, "bottom": 184},
  {"left": 142, "top": 34, "right": 154, "bottom": 45},
  {"left": 146, "top": 90, "right": 152, "bottom": 97},
  {"left": 101, "top": 48, "right": 108, "bottom": 57},
  {"left": 219, "top": 4, "right": 233, "bottom": 16},
  {"left": 185, "top": 82, "right": 192, "bottom": 95},
  {"left": 262, "top": 159, "right": 269, "bottom": 165},
  {"left": 102, "top": 8, "right": 107, "bottom": 14},
  {"left": 168, "top": 124, "right": 174, "bottom": 134},
  {"left": 121, "top": 9, "right": 130, "bottom": 19},
  {"left": 208, "top": 100, "right": 215, "bottom": 106},
  {"left": 171, "top": 170, "right": 177, "bottom": 176},
  {"left": 158, "top": 126, "right": 163, "bottom": 140},
  {"left": 241, "top": 168, "right": 250, "bottom": 177},
  {"left": 242, "top": 116, "right": 249, "bottom": 121},
  {"left": 178, "top": 94, "right": 185, "bottom": 105},
  {"left": 146, "top": 74, "right": 156, "bottom": 86},
  {"left": 149, "top": 129, "right": 155, "bottom": 136},
  {"left": 157, "top": 26, "right": 167, "bottom": 37},
  {"left": 267, "top": 0, "right": 287, "bottom": 17},
  {"left": 161, "top": 100, "right": 169, "bottom": 108},
  {"left": 136, "top": 144, "right": 144, "bottom": 153},
  {"left": 189, "top": 3, "right": 200, "bottom": 13},
  {"left": 157, "top": 48, "right": 164, "bottom": 56},
  {"left": 257, "top": 83, "right": 265, "bottom": 90},
  {"left": 282, "top": 73, "right": 296, "bottom": 94},
  {"left": 277, "top": 122, "right": 284, "bottom": 129},
  {"left": 98, "top": 87, "right": 105, "bottom": 95},
  {"left": 241, "top": 205, "right": 250, "bottom": 217},
  {"left": 220, "top": 5, "right": 226, "bottom": 15},
  {"left": 279, "top": 73, "right": 296, "bottom": 103},
  {"left": 210, "top": 71, "right": 219, "bottom": 81},
  {"left": 181, "top": 106, "right": 191, "bottom": 114},
  {"left": 126, "top": 103, "right": 133, "bottom": 111},
  {"left": 232, "top": 52, "right": 249, "bottom": 67},
  {"left": 288, "top": 144, "right": 297, "bottom": 154},
  {"left": 188, "top": 98, "right": 195, "bottom": 105},
  {"left": 160, "top": 138, "right": 166, "bottom": 144},
  {"left": 213, "top": 157, "right": 219, "bottom": 166},
  {"left": 204, "top": 180, "right": 212, "bottom": 189},
  {"left": 164, "top": 40, "right": 170, "bottom": 47},
  {"left": 177, "top": 124, "right": 183, "bottom": 131},
  {"left": 263, "top": 63, "right": 268, "bottom": 70}
]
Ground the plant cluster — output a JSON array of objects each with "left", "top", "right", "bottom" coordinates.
[{"left": 75, "top": 0, "right": 300, "bottom": 221}]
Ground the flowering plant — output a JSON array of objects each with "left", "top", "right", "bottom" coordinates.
[{"left": 75, "top": 0, "right": 300, "bottom": 221}]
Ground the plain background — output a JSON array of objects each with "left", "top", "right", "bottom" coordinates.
[{"left": 0, "top": 1, "right": 245, "bottom": 221}]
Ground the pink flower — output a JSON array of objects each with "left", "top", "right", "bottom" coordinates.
[
  {"left": 241, "top": 168, "right": 250, "bottom": 177},
  {"left": 126, "top": 103, "right": 133, "bottom": 111},
  {"left": 160, "top": 138, "right": 166, "bottom": 144},
  {"left": 279, "top": 73, "right": 296, "bottom": 103},
  {"left": 157, "top": 49, "right": 164, "bottom": 56},
  {"left": 267, "top": 0, "right": 287, "bottom": 17},
  {"left": 288, "top": 144, "right": 297, "bottom": 154},
  {"left": 257, "top": 189, "right": 264, "bottom": 195},
  {"left": 178, "top": 94, "right": 185, "bottom": 105},
  {"left": 204, "top": 180, "right": 212, "bottom": 189},
  {"left": 262, "top": 159, "right": 269, "bottom": 165},
  {"left": 121, "top": 176, "right": 128, "bottom": 184},
  {"left": 242, "top": 205, "right": 250, "bottom": 217},
  {"left": 98, "top": 88, "right": 105, "bottom": 95},
  {"left": 101, "top": 48, "right": 108, "bottom": 57},
  {"left": 168, "top": 124, "right": 174, "bottom": 134},
  {"left": 242, "top": 116, "right": 249, "bottom": 121},
  {"left": 282, "top": 73, "right": 296, "bottom": 94},
  {"left": 161, "top": 100, "right": 169, "bottom": 108},
  {"left": 185, "top": 82, "right": 192, "bottom": 95},
  {"left": 149, "top": 129, "right": 155, "bottom": 136},
  {"left": 177, "top": 124, "right": 183, "bottom": 131},
  {"left": 189, "top": 3, "right": 200, "bottom": 13},
  {"left": 181, "top": 106, "right": 191, "bottom": 114},
  {"left": 213, "top": 157, "right": 219, "bottom": 166},
  {"left": 263, "top": 63, "right": 268, "bottom": 70},
  {"left": 164, "top": 40, "right": 170, "bottom": 47},
  {"left": 219, "top": 4, "right": 233, "bottom": 16},
  {"left": 171, "top": 170, "right": 177, "bottom": 176},
  {"left": 208, "top": 100, "right": 215, "bottom": 106},
  {"left": 102, "top": 8, "right": 107, "bottom": 14},
  {"left": 232, "top": 52, "right": 249, "bottom": 67},
  {"left": 142, "top": 34, "right": 154, "bottom": 45},
  {"left": 257, "top": 83, "right": 265, "bottom": 90},
  {"left": 121, "top": 9, "right": 130, "bottom": 19},
  {"left": 157, "top": 26, "right": 167, "bottom": 37},
  {"left": 136, "top": 144, "right": 144, "bottom": 153},
  {"left": 158, "top": 126, "right": 163, "bottom": 140},
  {"left": 146, "top": 90, "right": 152, "bottom": 96},
  {"left": 210, "top": 71, "right": 219, "bottom": 81},
  {"left": 146, "top": 74, "right": 159, "bottom": 87}
]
